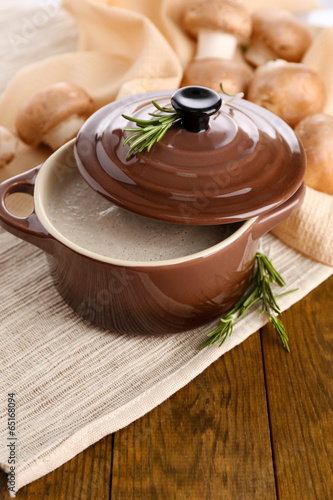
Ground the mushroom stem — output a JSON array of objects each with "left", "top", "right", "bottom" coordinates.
[
  {"left": 196, "top": 29, "right": 238, "bottom": 60},
  {"left": 244, "top": 38, "right": 277, "bottom": 67},
  {"left": 42, "top": 114, "right": 85, "bottom": 151}
]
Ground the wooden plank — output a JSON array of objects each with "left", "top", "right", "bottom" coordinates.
[
  {"left": 112, "top": 333, "right": 276, "bottom": 500},
  {"left": 261, "top": 276, "right": 333, "bottom": 500},
  {"left": 11, "top": 434, "right": 113, "bottom": 499},
  {"left": 0, "top": 470, "right": 9, "bottom": 498}
]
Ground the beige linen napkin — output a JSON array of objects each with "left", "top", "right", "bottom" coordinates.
[
  {"left": 271, "top": 187, "right": 333, "bottom": 266},
  {"left": 0, "top": 0, "right": 332, "bottom": 495}
]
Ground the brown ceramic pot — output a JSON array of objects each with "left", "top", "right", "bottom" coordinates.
[{"left": 0, "top": 140, "right": 305, "bottom": 334}]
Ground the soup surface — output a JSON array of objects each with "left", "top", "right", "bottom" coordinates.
[{"left": 48, "top": 169, "right": 241, "bottom": 261}]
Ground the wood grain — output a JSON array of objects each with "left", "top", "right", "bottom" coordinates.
[
  {"left": 261, "top": 275, "right": 333, "bottom": 500},
  {"left": 12, "top": 434, "right": 113, "bottom": 500},
  {"left": 0, "top": 469, "right": 9, "bottom": 499},
  {"left": 112, "top": 332, "right": 276, "bottom": 500}
]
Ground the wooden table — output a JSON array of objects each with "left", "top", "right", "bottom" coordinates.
[{"left": 1, "top": 274, "right": 332, "bottom": 499}]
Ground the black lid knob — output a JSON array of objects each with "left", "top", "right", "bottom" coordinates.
[{"left": 171, "top": 86, "right": 222, "bottom": 133}]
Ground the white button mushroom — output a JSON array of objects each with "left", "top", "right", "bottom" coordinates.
[
  {"left": 245, "top": 8, "right": 312, "bottom": 68},
  {"left": 181, "top": 0, "right": 253, "bottom": 94},
  {"left": 247, "top": 60, "right": 326, "bottom": 128},
  {"left": 15, "top": 82, "right": 94, "bottom": 151},
  {"left": 295, "top": 114, "right": 333, "bottom": 194},
  {"left": 0, "top": 126, "right": 17, "bottom": 168}
]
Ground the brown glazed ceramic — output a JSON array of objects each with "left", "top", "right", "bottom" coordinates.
[
  {"left": 0, "top": 141, "right": 305, "bottom": 334},
  {"left": 75, "top": 88, "right": 306, "bottom": 224}
]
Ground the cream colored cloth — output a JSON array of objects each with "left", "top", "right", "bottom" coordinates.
[
  {"left": 0, "top": 0, "right": 332, "bottom": 495},
  {"left": 272, "top": 187, "right": 333, "bottom": 266}
]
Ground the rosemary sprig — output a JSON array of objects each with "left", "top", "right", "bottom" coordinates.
[
  {"left": 122, "top": 84, "right": 243, "bottom": 157},
  {"left": 199, "top": 252, "right": 297, "bottom": 352},
  {"left": 122, "top": 101, "right": 181, "bottom": 157}
]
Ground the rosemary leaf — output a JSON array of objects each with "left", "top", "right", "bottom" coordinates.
[
  {"left": 122, "top": 101, "right": 181, "bottom": 157},
  {"left": 123, "top": 131, "right": 142, "bottom": 147},
  {"left": 122, "top": 114, "right": 162, "bottom": 126},
  {"left": 151, "top": 100, "right": 176, "bottom": 113}
]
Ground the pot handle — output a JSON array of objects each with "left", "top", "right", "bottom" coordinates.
[
  {"left": 252, "top": 183, "right": 306, "bottom": 240},
  {"left": 0, "top": 166, "right": 54, "bottom": 251}
]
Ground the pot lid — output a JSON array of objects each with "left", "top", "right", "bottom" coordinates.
[{"left": 74, "top": 86, "right": 305, "bottom": 224}]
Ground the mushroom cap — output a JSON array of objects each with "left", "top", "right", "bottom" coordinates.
[
  {"left": 247, "top": 60, "right": 326, "bottom": 128},
  {"left": 251, "top": 8, "right": 312, "bottom": 62},
  {"left": 0, "top": 126, "right": 17, "bottom": 168},
  {"left": 181, "top": 58, "right": 253, "bottom": 94},
  {"left": 295, "top": 114, "right": 333, "bottom": 194},
  {"left": 16, "top": 82, "right": 94, "bottom": 146},
  {"left": 184, "top": 0, "right": 252, "bottom": 44}
]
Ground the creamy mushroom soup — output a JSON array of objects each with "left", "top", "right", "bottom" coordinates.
[{"left": 48, "top": 169, "right": 241, "bottom": 261}]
